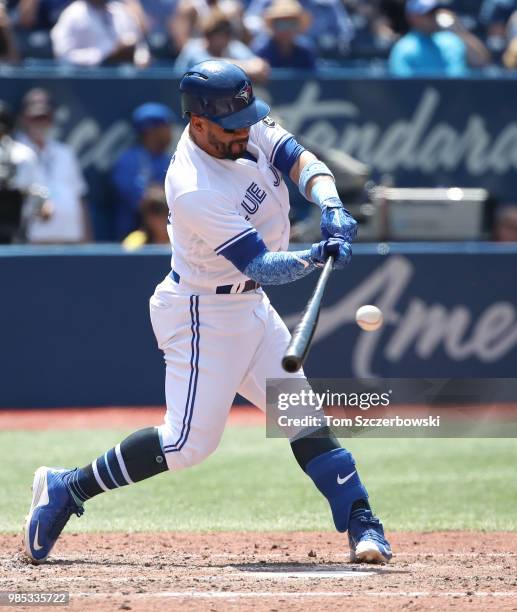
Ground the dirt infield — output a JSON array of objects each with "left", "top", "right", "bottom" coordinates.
[
  {"left": 2, "top": 532, "right": 516, "bottom": 611},
  {"left": 3, "top": 408, "right": 517, "bottom": 610}
]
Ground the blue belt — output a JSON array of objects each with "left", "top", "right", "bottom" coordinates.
[{"left": 170, "top": 270, "right": 260, "bottom": 294}]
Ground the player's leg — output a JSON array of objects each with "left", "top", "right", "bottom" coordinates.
[
  {"left": 151, "top": 291, "right": 266, "bottom": 471},
  {"left": 24, "top": 288, "right": 264, "bottom": 563},
  {"left": 24, "top": 290, "right": 188, "bottom": 563},
  {"left": 237, "top": 294, "right": 392, "bottom": 563},
  {"left": 24, "top": 423, "right": 170, "bottom": 562}
]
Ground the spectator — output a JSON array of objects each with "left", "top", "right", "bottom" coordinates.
[
  {"left": 378, "top": 0, "right": 408, "bottom": 36},
  {"left": 252, "top": 0, "right": 316, "bottom": 68},
  {"left": 480, "top": 0, "right": 516, "bottom": 38},
  {"left": 51, "top": 0, "right": 150, "bottom": 67},
  {"left": 111, "top": 103, "right": 175, "bottom": 241},
  {"left": 389, "top": 0, "right": 490, "bottom": 76},
  {"left": 16, "top": 88, "right": 91, "bottom": 243},
  {"left": 502, "top": 9, "right": 517, "bottom": 67},
  {"left": 174, "top": 8, "right": 270, "bottom": 82},
  {"left": 345, "top": 0, "right": 400, "bottom": 57},
  {"left": 122, "top": 183, "right": 169, "bottom": 249},
  {"left": 170, "top": 0, "right": 245, "bottom": 54},
  {"left": 16, "top": 0, "right": 72, "bottom": 29},
  {"left": 0, "top": 1, "right": 19, "bottom": 62},
  {"left": 136, "top": 0, "right": 178, "bottom": 57},
  {"left": 245, "top": 0, "right": 353, "bottom": 56},
  {"left": 480, "top": 0, "right": 516, "bottom": 56},
  {"left": 0, "top": 99, "right": 49, "bottom": 243},
  {"left": 493, "top": 205, "right": 517, "bottom": 241}
]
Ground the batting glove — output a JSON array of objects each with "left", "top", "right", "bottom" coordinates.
[
  {"left": 310, "top": 237, "right": 352, "bottom": 270},
  {"left": 320, "top": 197, "right": 358, "bottom": 243}
]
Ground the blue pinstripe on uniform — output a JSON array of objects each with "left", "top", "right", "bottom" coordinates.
[{"left": 163, "top": 295, "right": 200, "bottom": 453}]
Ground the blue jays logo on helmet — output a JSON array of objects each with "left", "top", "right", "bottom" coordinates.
[
  {"left": 235, "top": 82, "right": 252, "bottom": 104},
  {"left": 180, "top": 60, "right": 270, "bottom": 130}
]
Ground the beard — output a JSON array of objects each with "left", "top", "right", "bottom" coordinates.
[{"left": 208, "top": 133, "right": 249, "bottom": 160}]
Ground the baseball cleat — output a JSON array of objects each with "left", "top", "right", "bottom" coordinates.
[
  {"left": 348, "top": 509, "right": 392, "bottom": 564},
  {"left": 23, "top": 466, "right": 83, "bottom": 564}
]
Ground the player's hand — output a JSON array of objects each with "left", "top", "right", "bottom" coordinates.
[
  {"left": 320, "top": 197, "right": 358, "bottom": 243},
  {"left": 310, "top": 237, "right": 352, "bottom": 270}
]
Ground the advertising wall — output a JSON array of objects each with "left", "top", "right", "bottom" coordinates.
[{"left": 1, "top": 244, "right": 515, "bottom": 407}]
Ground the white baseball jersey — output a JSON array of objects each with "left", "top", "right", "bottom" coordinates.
[{"left": 164, "top": 118, "right": 293, "bottom": 292}]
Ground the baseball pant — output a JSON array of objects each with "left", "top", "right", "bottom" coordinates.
[{"left": 150, "top": 275, "right": 310, "bottom": 471}]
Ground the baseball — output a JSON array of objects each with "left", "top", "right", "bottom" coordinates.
[{"left": 355, "top": 305, "right": 383, "bottom": 331}]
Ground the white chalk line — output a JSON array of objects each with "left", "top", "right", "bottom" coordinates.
[
  {"left": 208, "top": 552, "right": 517, "bottom": 559},
  {"left": 75, "top": 590, "right": 517, "bottom": 600},
  {"left": 20, "top": 570, "right": 373, "bottom": 584},
  {"left": 228, "top": 570, "right": 374, "bottom": 579}
]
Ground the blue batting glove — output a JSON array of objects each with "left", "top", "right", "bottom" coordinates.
[
  {"left": 310, "top": 237, "right": 352, "bottom": 270},
  {"left": 320, "top": 197, "right": 358, "bottom": 243}
]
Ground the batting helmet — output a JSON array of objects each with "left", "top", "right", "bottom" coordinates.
[{"left": 180, "top": 60, "right": 270, "bottom": 130}]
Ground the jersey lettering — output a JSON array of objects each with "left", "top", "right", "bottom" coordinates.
[
  {"left": 241, "top": 182, "right": 267, "bottom": 215},
  {"left": 268, "top": 164, "right": 281, "bottom": 187}
]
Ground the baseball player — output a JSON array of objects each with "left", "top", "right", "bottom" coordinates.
[{"left": 24, "top": 60, "right": 392, "bottom": 565}]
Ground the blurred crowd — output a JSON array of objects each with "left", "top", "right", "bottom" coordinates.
[
  {"left": 0, "top": 91, "right": 172, "bottom": 246},
  {"left": 1, "top": 0, "right": 517, "bottom": 246},
  {"left": 2, "top": 0, "right": 517, "bottom": 73},
  {"left": 1, "top": 86, "right": 516, "bottom": 247}
]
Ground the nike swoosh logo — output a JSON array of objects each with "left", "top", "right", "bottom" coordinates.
[
  {"left": 337, "top": 470, "right": 356, "bottom": 485},
  {"left": 33, "top": 522, "right": 44, "bottom": 551},
  {"left": 293, "top": 255, "right": 309, "bottom": 269}
]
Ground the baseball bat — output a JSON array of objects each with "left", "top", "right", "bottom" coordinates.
[{"left": 282, "top": 255, "right": 335, "bottom": 373}]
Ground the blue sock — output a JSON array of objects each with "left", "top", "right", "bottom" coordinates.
[
  {"left": 64, "top": 427, "right": 167, "bottom": 503},
  {"left": 305, "top": 448, "right": 368, "bottom": 532}
]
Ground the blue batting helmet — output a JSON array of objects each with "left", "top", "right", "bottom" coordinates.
[{"left": 179, "top": 60, "right": 270, "bottom": 130}]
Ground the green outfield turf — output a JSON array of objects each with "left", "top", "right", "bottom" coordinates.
[{"left": 1, "top": 428, "right": 515, "bottom": 533}]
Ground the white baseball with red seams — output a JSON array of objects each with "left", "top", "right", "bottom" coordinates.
[{"left": 355, "top": 305, "right": 383, "bottom": 332}]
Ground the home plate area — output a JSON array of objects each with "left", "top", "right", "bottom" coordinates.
[{"left": 2, "top": 531, "right": 516, "bottom": 611}]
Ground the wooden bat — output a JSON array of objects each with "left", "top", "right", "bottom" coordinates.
[{"left": 282, "top": 255, "right": 335, "bottom": 373}]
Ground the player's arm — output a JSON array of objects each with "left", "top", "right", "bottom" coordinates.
[
  {"left": 229, "top": 142, "right": 357, "bottom": 283},
  {"left": 253, "top": 119, "right": 358, "bottom": 243},
  {"left": 174, "top": 189, "right": 352, "bottom": 286},
  {"left": 289, "top": 150, "right": 358, "bottom": 243},
  {"left": 241, "top": 238, "right": 351, "bottom": 285},
  {"left": 206, "top": 205, "right": 352, "bottom": 285}
]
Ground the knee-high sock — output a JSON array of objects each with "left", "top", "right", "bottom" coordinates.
[
  {"left": 65, "top": 427, "right": 168, "bottom": 503},
  {"left": 290, "top": 427, "right": 370, "bottom": 530}
]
